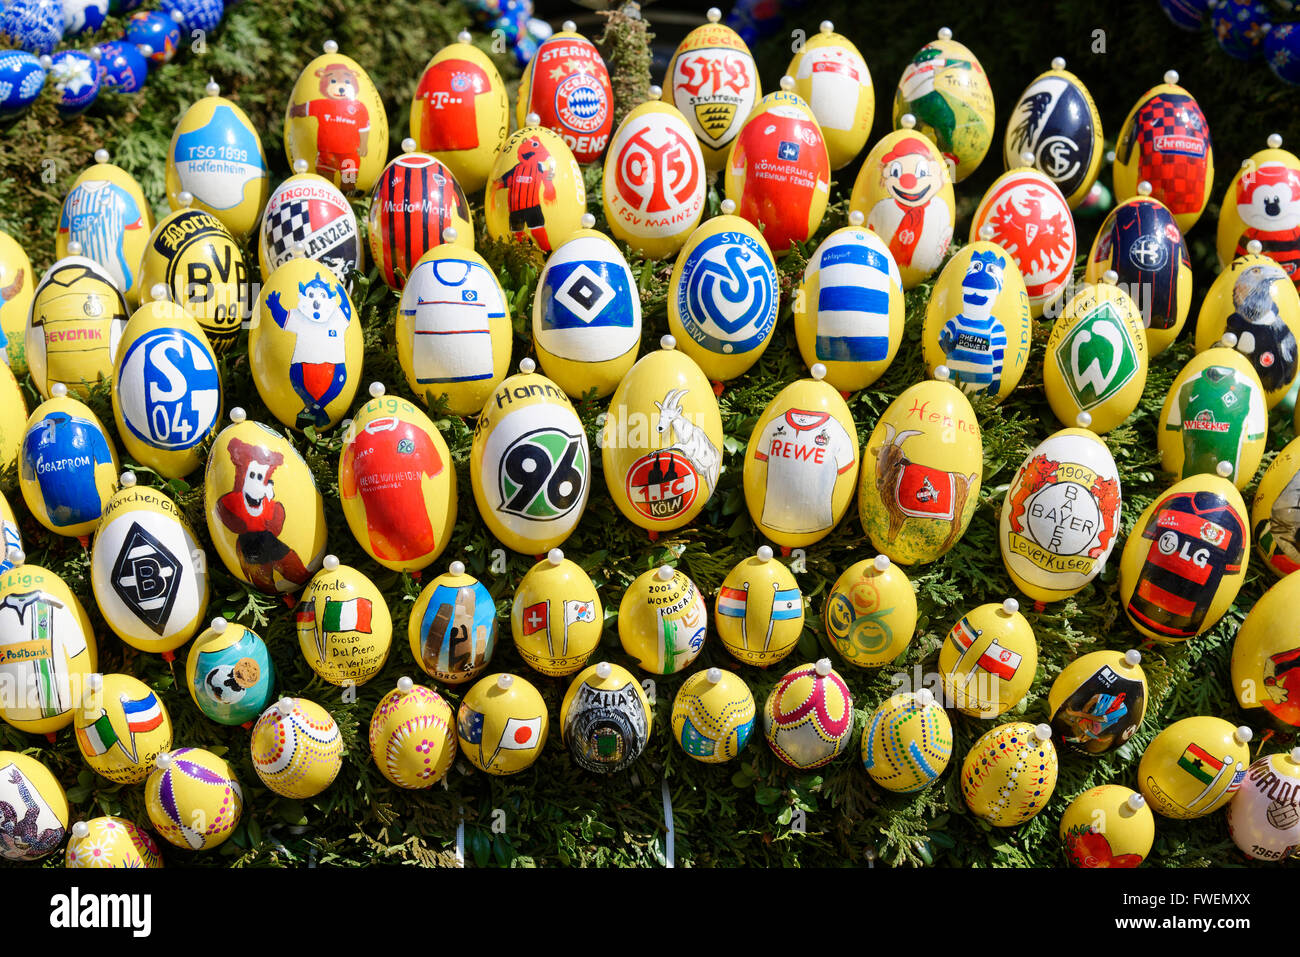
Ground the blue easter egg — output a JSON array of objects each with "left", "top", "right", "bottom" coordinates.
[
  {"left": 123, "top": 9, "right": 182, "bottom": 64},
  {"left": 0, "top": 49, "right": 47, "bottom": 119},
  {"left": 0, "top": 0, "right": 65, "bottom": 55},
  {"left": 49, "top": 50, "right": 101, "bottom": 116},
  {"left": 1266, "top": 22, "right": 1300, "bottom": 85},
  {"left": 109, "top": 0, "right": 147, "bottom": 12},
  {"left": 61, "top": 0, "right": 109, "bottom": 35},
  {"left": 96, "top": 39, "right": 148, "bottom": 92},
  {"left": 1212, "top": 0, "right": 1271, "bottom": 60},
  {"left": 161, "top": 0, "right": 223, "bottom": 34}
]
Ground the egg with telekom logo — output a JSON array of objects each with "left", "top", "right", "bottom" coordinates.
[
  {"left": 296, "top": 555, "right": 392, "bottom": 687},
  {"left": 20, "top": 385, "right": 119, "bottom": 540},
  {"left": 511, "top": 549, "right": 602, "bottom": 677},
  {"left": 518, "top": 30, "right": 613, "bottom": 166},
  {"left": 485, "top": 123, "right": 585, "bottom": 254},
  {"left": 664, "top": 14, "right": 761, "bottom": 172},
  {"left": 715, "top": 547, "right": 803, "bottom": 668},
  {"left": 823, "top": 555, "right": 916, "bottom": 668},
  {"left": 938, "top": 599, "right": 1037, "bottom": 718}
]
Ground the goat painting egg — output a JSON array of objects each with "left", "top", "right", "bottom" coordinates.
[
  {"left": 823, "top": 555, "right": 916, "bottom": 668},
  {"left": 715, "top": 548, "right": 803, "bottom": 668},
  {"left": 1251, "top": 436, "right": 1300, "bottom": 578},
  {"left": 1158, "top": 347, "right": 1266, "bottom": 489},
  {"left": 185, "top": 618, "right": 275, "bottom": 726},
  {"left": 664, "top": 14, "right": 761, "bottom": 171},
  {"left": 786, "top": 23, "right": 873, "bottom": 171},
  {"left": 1217, "top": 138, "right": 1300, "bottom": 291},
  {"left": 518, "top": 30, "right": 613, "bottom": 166}
]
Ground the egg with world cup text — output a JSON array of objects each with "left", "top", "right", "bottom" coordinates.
[
  {"left": 57, "top": 156, "right": 153, "bottom": 305},
  {"left": 786, "top": 22, "right": 873, "bottom": 172},
  {"left": 715, "top": 547, "right": 803, "bottom": 668},
  {"left": 618, "top": 565, "right": 707, "bottom": 676},
  {"left": 185, "top": 617, "right": 275, "bottom": 726},
  {"left": 823, "top": 555, "right": 916, "bottom": 669},
  {"left": 19, "top": 386, "right": 119, "bottom": 540},
  {"left": 295, "top": 556, "right": 392, "bottom": 687},
  {"left": 518, "top": 29, "right": 613, "bottom": 166},
  {"left": 25, "top": 257, "right": 128, "bottom": 400},
  {"left": 664, "top": 14, "right": 761, "bottom": 172},
  {"left": 560, "top": 661, "right": 652, "bottom": 774}
]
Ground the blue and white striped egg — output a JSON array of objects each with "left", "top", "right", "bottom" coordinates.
[{"left": 0, "top": 50, "right": 46, "bottom": 119}]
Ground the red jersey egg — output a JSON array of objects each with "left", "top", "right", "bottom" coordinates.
[
  {"left": 367, "top": 147, "right": 473, "bottom": 290},
  {"left": 517, "top": 30, "right": 613, "bottom": 166}
]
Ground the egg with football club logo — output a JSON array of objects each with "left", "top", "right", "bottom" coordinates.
[
  {"left": 862, "top": 689, "right": 952, "bottom": 792},
  {"left": 786, "top": 22, "right": 873, "bottom": 171},
  {"left": 367, "top": 146, "right": 473, "bottom": 291},
  {"left": 258, "top": 170, "right": 363, "bottom": 289},
  {"left": 715, "top": 547, "right": 803, "bottom": 668},
  {"left": 251, "top": 258, "right": 362, "bottom": 432},
  {"left": 938, "top": 599, "right": 1037, "bottom": 718},
  {"left": 672, "top": 667, "right": 755, "bottom": 764},
  {"left": 1158, "top": 347, "right": 1266, "bottom": 489},
  {"left": 823, "top": 554, "right": 916, "bottom": 669},
  {"left": 962, "top": 722, "right": 1058, "bottom": 826},
  {"left": 369, "top": 679, "right": 456, "bottom": 788},
  {"left": 1000, "top": 427, "right": 1123, "bottom": 603},
  {"left": 166, "top": 81, "right": 270, "bottom": 240},
  {"left": 1139, "top": 716, "right": 1252, "bottom": 819},
  {"left": 1113, "top": 71, "right": 1213, "bottom": 233},
  {"left": 1043, "top": 281, "right": 1148, "bottom": 434},
  {"left": 664, "top": 12, "right": 761, "bottom": 171},
  {"left": 1253, "top": 436, "right": 1300, "bottom": 579},
  {"left": 203, "top": 410, "right": 327, "bottom": 595},
  {"left": 849, "top": 124, "right": 955, "bottom": 290},
  {"left": 793, "top": 216, "right": 904, "bottom": 392},
  {"left": 145, "top": 748, "right": 242, "bottom": 851},
  {"left": 518, "top": 29, "right": 613, "bottom": 166},
  {"left": 251, "top": 696, "right": 344, "bottom": 799},
  {"left": 922, "top": 242, "right": 1031, "bottom": 401},
  {"left": 668, "top": 202, "right": 777, "bottom": 384},
  {"left": 396, "top": 242, "right": 512, "bottom": 417},
  {"left": 1216, "top": 136, "right": 1300, "bottom": 289},
  {"left": 1003, "top": 58, "right": 1103, "bottom": 210},
  {"left": 338, "top": 383, "right": 457, "bottom": 573},
  {"left": 0, "top": 493, "right": 22, "bottom": 575},
  {"left": 1231, "top": 573, "right": 1300, "bottom": 726},
  {"left": 470, "top": 359, "right": 591, "bottom": 555},
  {"left": 1048, "top": 649, "right": 1147, "bottom": 755},
  {"left": 284, "top": 43, "right": 388, "bottom": 194},
  {"left": 26, "top": 256, "right": 128, "bottom": 401},
  {"left": 90, "top": 472, "right": 207, "bottom": 654},
  {"left": 0, "top": 229, "right": 34, "bottom": 371},
  {"left": 56, "top": 155, "right": 153, "bottom": 304},
  {"left": 1060, "top": 786, "right": 1155, "bottom": 868},
  {"left": 618, "top": 565, "right": 707, "bottom": 675},
  {"left": 0, "top": 559, "right": 97, "bottom": 736},
  {"left": 725, "top": 84, "right": 830, "bottom": 255},
  {"left": 512, "top": 548, "right": 602, "bottom": 678},
  {"left": 185, "top": 617, "right": 275, "bottom": 726},
  {"left": 410, "top": 33, "right": 509, "bottom": 193},
  {"left": 858, "top": 373, "right": 982, "bottom": 565},
  {"left": 0, "top": 751, "right": 68, "bottom": 861},
  {"left": 295, "top": 555, "right": 392, "bottom": 687},
  {"left": 65, "top": 816, "right": 163, "bottom": 869},
  {"left": 458, "top": 673, "right": 549, "bottom": 775},
  {"left": 892, "top": 29, "right": 995, "bottom": 183},
  {"left": 561, "top": 661, "right": 652, "bottom": 774},
  {"left": 1228, "top": 749, "right": 1300, "bottom": 861},
  {"left": 602, "top": 100, "right": 706, "bottom": 260},
  {"left": 1119, "top": 474, "right": 1249, "bottom": 643},
  {"left": 532, "top": 222, "right": 641, "bottom": 399},
  {"left": 485, "top": 122, "right": 585, "bottom": 254},
  {"left": 600, "top": 336, "right": 725, "bottom": 534},
  {"left": 408, "top": 560, "right": 499, "bottom": 686},
  {"left": 74, "top": 672, "right": 172, "bottom": 785},
  {"left": 111, "top": 298, "right": 223, "bottom": 478},
  {"left": 764, "top": 658, "right": 853, "bottom": 770},
  {"left": 0, "top": 365, "right": 23, "bottom": 475},
  {"left": 20, "top": 386, "right": 119, "bottom": 540}
]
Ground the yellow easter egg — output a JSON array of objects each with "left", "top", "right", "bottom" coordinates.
[
  {"left": 671, "top": 667, "right": 756, "bottom": 764},
  {"left": 396, "top": 243, "right": 512, "bottom": 416},
  {"left": 861, "top": 690, "right": 952, "bottom": 792},
  {"left": 0, "top": 751, "right": 68, "bottom": 861},
  {"left": 511, "top": 549, "right": 602, "bottom": 677},
  {"left": 0, "top": 230, "right": 34, "bottom": 371},
  {"left": 485, "top": 124, "right": 585, "bottom": 253},
  {"left": 1003, "top": 59, "right": 1103, "bottom": 210},
  {"left": 295, "top": 555, "right": 392, "bottom": 686},
  {"left": 1138, "top": 716, "right": 1251, "bottom": 819},
  {"left": 938, "top": 599, "right": 1037, "bottom": 718},
  {"left": 338, "top": 385, "right": 457, "bottom": 573},
  {"left": 250, "top": 697, "right": 344, "bottom": 799},
  {"left": 823, "top": 555, "right": 916, "bottom": 668},
  {"left": 1158, "top": 348, "right": 1267, "bottom": 488},
  {"left": 1216, "top": 139, "right": 1300, "bottom": 289},
  {"left": 714, "top": 547, "right": 803, "bottom": 668},
  {"left": 517, "top": 31, "right": 614, "bottom": 166},
  {"left": 56, "top": 158, "right": 153, "bottom": 304},
  {"left": 111, "top": 299, "right": 223, "bottom": 478},
  {"left": 560, "top": 661, "right": 652, "bottom": 774},
  {"left": 185, "top": 617, "right": 276, "bottom": 726},
  {"left": 1119, "top": 474, "right": 1249, "bottom": 642},
  {"left": 1048, "top": 649, "right": 1148, "bottom": 755},
  {"left": 961, "top": 722, "right": 1058, "bottom": 826},
  {"left": 411, "top": 37, "right": 509, "bottom": 193},
  {"left": 202, "top": 412, "right": 326, "bottom": 594},
  {"left": 618, "top": 564, "right": 707, "bottom": 675},
  {"left": 600, "top": 338, "right": 724, "bottom": 533},
  {"left": 284, "top": 48, "right": 388, "bottom": 194},
  {"left": 848, "top": 128, "right": 955, "bottom": 289},
  {"left": 893, "top": 33, "right": 995, "bottom": 183},
  {"left": 367, "top": 150, "right": 473, "bottom": 291},
  {"left": 1231, "top": 573, "right": 1300, "bottom": 726},
  {"left": 0, "top": 492, "right": 21, "bottom": 572},
  {"left": 763, "top": 658, "right": 854, "bottom": 769},
  {"left": 1253, "top": 435, "right": 1300, "bottom": 578},
  {"left": 25, "top": 256, "right": 128, "bottom": 400},
  {"left": 457, "top": 673, "right": 549, "bottom": 775},
  {"left": 74, "top": 672, "right": 172, "bottom": 785},
  {"left": 664, "top": 19, "right": 761, "bottom": 171},
  {"left": 786, "top": 24, "right": 873, "bottom": 171},
  {"left": 257, "top": 172, "right": 363, "bottom": 288},
  {"left": 19, "top": 388, "right": 119, "bottom": 539},
  {"left": 1227, "top": 750, "right": 1300, "bottom": 861},
  {"left": 408, "top": 561, "right": 500, "bottom": 685},
  {"left": 1060, "top": 786, "right": 1154, "bottom": 867},
  {"left": 65, "top": 816, "right": 163, "bottom": 868},
  {"left": 145, "top": 747, "right": 242, "bottom": 850},
  {"left": 368, "top": 680, "right": 456, "bottom": 788},
  {"left": 858, "top": 376, "right": 982, "bottom": 564},
  {"left": 0, "top": 363, "right": 28, "bottom": 475}
]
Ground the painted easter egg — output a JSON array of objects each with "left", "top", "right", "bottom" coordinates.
[
  {"left": 715, "top": 547, "right": 803, "bottom": 668},
  {"left": 258, "top": 171, "right": 362, "bottom": 289},
  {"left": 511, "top": 549, "right": 602, "bottom": 677},
  {"left": 1231, "top": 573, "right": 1300, "bottom": 726},
  {"left": 160, "top": 0, "right": 221, "bottom": 32},
  {"left": 961, "top": 722, "right": 1058, "bottom": 826},
  {"left": 664, "top": 15, "right": 761, "bottom": 171},
  {"left": 0, "top": 493, "right": 22, "bottom": 575},
  {"left": 408, "top": 560, "right": 499, "bottom": 685},
  {"left": 763, "top": 658, "right": 853, "bottom": 770},
  {"left": 1138, "top": 716, "right": 1251, "bottom": 819},
  {"left": 1252, "top": 436, "right": 1300, "bottom": 578},
  {"left": 1003, "top": 58, "right": 1103, "bottom": 209},
  {"left": 1048, "top": 649, "right": 1147, "bottom": 755},
  {"left": 95, "top": 40, "right": 147, "bottom": 94},
  {"left": 369, "top": 680, "right": 456, "bottom": 788},
  {"left": 1060, "top": 786, "right": 1154, "bottom": 867},
  {"left": 19, "top": 386, "right": 119, "bottom": 539},
  {"left": 618, "top": 564, "right": 707, "bottom": 675},
  {"left": 185, "top": 617, "right": 275, "bottom": 726},
  {"left": 938, "top": 599, "right": 1038, "bottom": 718},
  {"left": 26, "top": 257, "right": 128, "bottom": 400},
  {"left": 144, "top": 747, "right": 242, "bottom": 851},
  {"left": 457, "top": 673, "right": 549, "bottom": 775},
  {"left": 0, "top": 365, "right": 23, "bottom": 476},
  {"left": 0, "top": 49, "right": 46, "bottom": 121},
  {"left": 74, "top": 672, "right": 172, "bottom": 785},
  {"left": 862, "top": 689, "right": 952, "bottom": 792},
  {"left": 560, "top": 661, "right": 652, "bottom": 774},
  {"left": 786, "top": 22, "right": 873, "bottom": 171},
  {"left": 485, "top": 123, "right": 585, "bottom": 253},
  {"left": 295, "top": 555, "right": 392, "bottom": 687},
  {"left": 1227, "top": 750, "right": 1300, "bottom": 861},
  {"left": 367, "top": 148, "right": 472, "bottom": 291},
  {"left": 124, "top": 10, "right": 180, "bottom": 64},
  {"left": 1216, "top": 137, "right": 1300, "bottom": 290},
  {"left": 0, "top": 751, "right": 67, "bottom": 861},
  {"left": 1266, "top": 23, "right": 1300, "bottom": 86},
  {"left": 65, "top": 817, "right": 162, "bottom": 868},
  {"left": 823, "top": 554, "right": 916, "bottom": 669},
  {"left": 48, "top": 50, "right": 100, "bottom": 118},
  {"left": 56, "top": 156, "right": 152, "bottom": 304},
  {"left": 1158, "top": 347, "right": 1267, "bottom": 489},
  {"left": 0, "top": 0, "right": 63, "bottom": 56},
  {"left": 250, "top": 697, "right": 343, "bottom": 799},
  {"left": 671, "top": 667, "right": 755, "bottom": 764},
  {"left": 0, "top": 230, "right": 34, "bottom": 371},
  {"left": 518, "top": 30, "right": 613, "bottom": 165}
]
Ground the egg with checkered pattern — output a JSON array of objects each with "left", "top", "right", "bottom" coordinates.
[
  {"left": 763, "top": 658, "right": 853, "bottom": 770},
  {"left": 961, "top": 722, "right": 1058, "bottom": 827},
  {"left": 862, "top": 689, "right": 951, "bottom": 792},
  {"left": 145, "top": 748, "right": 242, "bottom": 851},
  {"left": 369, "top": 678, "right": 456, "bottom": 789},
  {"left": 671, "top": 667, "right": 755, "bottom": 764},
  {"left": 251, "top": 697, "right": 343, "bottom": 799},
  {"left": 65, "top": 816, "right": 163, "bottom": 869}
]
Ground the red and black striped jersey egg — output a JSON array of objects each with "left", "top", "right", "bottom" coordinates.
[{"left": 367, "top": 152, "right": 473, "bottom": 291}]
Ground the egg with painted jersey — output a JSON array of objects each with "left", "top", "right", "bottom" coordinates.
[
  {"left": 89, "top": 477, "right": 208, "bottom": 653},
  {"left": 858, "top": 378, "right": 982, "bottom": 565},
  {"left": 296, "top": 560, "right": 392, "bottom": 687},
  {"left": 367, "top": 151, "right": 472, "bottom": 291},
  {"left": 763, "top": 660, "right": 854, "bottom": 770},
  {"left": 339, "top": 390, "right": 456, "bottom": 573},
  {"left": 0, "top": 563, "right": 97, "bottom": 735},
  {"left": 485, "top": 124, "right": 586, "bottom": 254},
  {"left": 410, "top": 39, "right": 509, "bottom": 193},
  {"left": 1228, "top": 751, "right": 1300, "bottom": 861},
  {"left": 725, "top": 90, "right": 830, "bottom": 255},
  {"left": 258, "top": 172, "right": 363, "bottom": 290},
  {"left": 1217, "top": 143, "right": 1300, "bottom": 291},
  {"left": 715, "top": 550, "right": 803, "bottom": 668},
  {"left": 369, "top": 682, "right": 456, "bottom": 788},
  {"left": 511, "top": 552, "right": 602, "bottom": 677},
  {"left": 457, "top": 673, "right": 549, "bottom": 775},
  {"left": 408, "top": 564, "right": 500, "bottom": 685},
  {"left": 1251, "top": 437, "right": 1300, "bottom": 579},
  {"left": 185, "top": 619, "right": 275, "bottom": 726},
  {"left": 250, "top": 697, "right": 343, "bottom": 799},
  {"left": 1119, "top": 474, "right": 1248, "bottom": 642},
  {"left": 0, "top": 365, "right": 23, "bottom": 475},
  {"left": 668, "top": 212, "right": 778, "bottom": 383},
  {"left": 65, "top": 816, "right": 163, "bottom": 868},
  {"left": 849, "top": 129, "right": 955, "bottom": 289},
  {"left": 862, "top": 691, "right": 952, "bottom": 792},
  {"left": 1158, "top": 348, "right": 1267, "bottom": 489},
  {"left": 203, "top": 416, "right": 326, "bottom": 594},
  {"left": 671, "top": 668, "right": 755, "bottom": 764},
  {"left": 0, "top": 50, "right": 46, "bottom": 120},
  {"left": 1195, "top": 253, "right": 1300, "bottom": 407},
  {"left": 25, "top": 257, "right": 128, "bottom": 400},
  {"left": 823, "top": 557, "right": 916, "bottom": 668},
  {"left": 95, "top": 40, "right": 147, "bottom": 94},
  {"left": 600, "top": 340, "right": 724, "bottom": 533},
  {"left": 938, "top": 602, "right": 1037, "bottom": 718},
  {"left": 893, "top": 36, "right": 995, "bottom": 183},
  {"left": 961, "top": 722, "right": 1058, "bottom": 826},
  {"left": 145, "top": 747, "right": 242, "bottom": 851},
  {"left": 744, "top": 374, "right": 859, "bottom": 548},
  {"left": 396, "top": 244, "right": 512, "bottom": 416},
  {"left": 793, "top": 225, "right": 904, "bottom": 392},
  {"left": 19, "top": 391, "right": 119, "bottom": 539},
  {"left": 664, "top": 21, "right": 761, "bottom": 171},
  {"left": 602, "top": 101, "right": 707, "bottom": 259},
  {"left": 1084, "top": 195, "right": 1192, "bottom": 357},
  {"left": 1048, "top": 650, "right": 1148, "bottom": 755},
  {"left": 1000, "top": 428, "right": 1123, "bottom": 603},
  {"left": 1060, "top": 785, "right": 1155, "bottom": 867},
  {"left": 532, "top": 229, "right": 641, "bottom": 399},
  {"left": 124, "top": 10, "right": 180, "bottom": 64},
  {"left": 618, "top": 566, "right": 707, "bottom": 675},
  {"left": 560, "top": 662, "right": 652, "bottom": 774},
  {"left": 284, "top": 49, "right": 388, "bottom": 194},
  {"left": 0, "top": 493, "right": 22, "bottom": 575},
  {"left": 969, "top": 166, "right": 1076, "bottom": 317},
  {"left": 1113, "top": 78, "right": 1213, "bottom": 233},
  {"left": 1231, "top": 573, "right": 1300, "bottom": 725},
  {"left": 0, "top": 230, "right": 34, "bottom": 371},
  {"left": 1003, "top": 62, "right": 1103, "bottom": 209},
  {"left": 75, "top": 673, "right": 172, "bottom": 785},
  {"left": 1138, "top": 716, "right": 1251, "bottom": 819},
  {"left": 518, "top": 31, "right": 613, "bottom": 165},
  {"left": 166, "top": 92, "right": 269, "bottom": 240},
  {"left": 1043, "top": 282, "right": 1148, "bottom": 434},
  {"left": 0, "top": 752, "right": 68, "bottom": 861},
  {"left": 922, "top": 242, "right": 1031, "bottom": 402},
  {"left": 786, "top": 27, "right": 872, "bottom": 171},
  {"left": 111, "top": 300, "right": 222, "bottom": 478},
  {"left": 0, "top": 1, "right": 62, "bottom": 56},
  {"left": 56, "top": 160, "right": 153, "bottom": 305}
]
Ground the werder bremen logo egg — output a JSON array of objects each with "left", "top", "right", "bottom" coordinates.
[{"left": 1056, "top": 301, "right": 1139, "bottom": 410}]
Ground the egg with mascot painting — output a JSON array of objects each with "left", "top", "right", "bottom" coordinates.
[
  {"left": 485, "top": 123, "right": 585, "bottom": 254},
  {"left": 1216, "top": 138, "right": 1300, "bottom": 291}
]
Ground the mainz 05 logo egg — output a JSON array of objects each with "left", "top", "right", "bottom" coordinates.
[
  {"left": 498, "top": 427, "right": 586, "bottom": 520},
  {"left": 676, "top": 232, "right": 776, "bottom": 354}
]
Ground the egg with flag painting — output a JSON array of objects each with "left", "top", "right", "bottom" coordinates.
[
  {"left": 408, "top": 561, "right": 499, "bottom": 685},
  {"left": 1158, "top": 347, "right": 1267, "bottom": 489},
  {"left": 618, "top": 565, "right": 706, "bottom": 675},
  {"left": 367, "top": 148, "right": 472, "bottom": 290},
  {"left": 1215, "top": 136, "right": 1300, "bottom": 293},
  {"left": 764, "top": 659, "right": 853, "bottom": 770},
  {"left": 25, "top": 256, "right": 128, "bottom": 400},
  {"left": 65, "top": 817, "right": 163, "bottom": 868},
  {"left": 862, "top": 690, "right": 952, "bottom": 792},
  {"left": 961, "top": 722, "right": 1058, "bottom": 826},
  {"left": 144, "top": 748, "right": 242, "bottom": 851},
  {"left": 19, "top": 386, "right": 119, "bottom": 539},
  {"left": 457, "top": 673, "right": 548, "bottom": 775},
  {"left": 518, "top": 29, "right": 613, "bottom": 165},
  {"left": 75, "top": 672, "right": 173, "bottom": 785},
  {"left": 258, "top": 170, "right": 362, "bottom": 290},
  {"left": 511, "top": 550, "right": 602, "bottom": 677},
  {"left": 560, "top": 661, "right": 652, "bottom": 774},
  {"left": 1228, "top": 749, "right": 1300, "bottom": 861},
  {"left": 671, "top": 667, "right": 755, "bottom": 764},
  {"left": 664, "top": 13, "right": 761, "bottom": 171},
  {"left": 0, "top": 230, "right": 34, "bottom": 371},
  {"left": 1003, "top": 58, "right": 1103, "bottom": 210},
  {"left": 786, "top": 22, "right": 873, "bottom": 171},
  {"left": 1251, "top": 436, "right": 1300, "bottom": 579},
  {"left": 369, "top": 680, "right": 456, "bottom": 788},
  {"left": 185, "top": 617, "right": 275, "bottom": 726},
  {"left": 485, "top": 123, "right": 585, "bottom": 253},
  {"left": 1231, "top": 572, "right": 1300, "bottom": 726},
  {"left": 1060, "top": 786, "right": 1155, "bottom": 867},
  {"left": 1138, "top": 716, "right": 1252, "bottom": 819},
  {"left": 250, "top": 697, "right": 344, "bottom": 799},
  {"left": 57, "top": 156, "right": 153, "bottom": 305},
  {"left": 823, "top": 555, "right": 916, "bottom": 668},
  {"left": 296, "top": 556, "right": 392, "bottom": 687},
  {"left": 0, "top": 751, "right": 68, "bottom": 861},
  {"left": 938, "top": 599, "right": 1038, "bottom": 718},
  {"left": 0, "top": 50, "right": 47, "bottom": 119},
  {"left": 715, "top": 547, "right": 803, "bottom": 668},
  {"left": 1048, "top": 649, "right": 1147, "bottom": 755}
]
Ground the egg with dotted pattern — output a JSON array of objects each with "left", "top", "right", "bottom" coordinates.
[
  {"left": 65, "top": 816, "right": 163, "bottom": 869},
  {"left": 961, "top": 722, "right": 1058, "bottom": 827},
  {"left": 0, "top": 751, "right": 68, "bottom": 861},
  {"left": 763, "top": 658, "right": 854, "bottom": 770},
  {"left": 671, "top": 667, "right": 756, "bottom": 764},
  {"left": 618, "top": 564, "right": 707, "bottom": 675},
  {"left": 250, "top": 696, "right": 344, "bottom": 799},
  {"left": 369, "top": 677, "right": 457, "bottom": 789},
  {"left": 862, "top": 689, "right": 952, "bottom": 792},
  {"left": 144, "top": 747, "right": 242, "bottom": 851}
]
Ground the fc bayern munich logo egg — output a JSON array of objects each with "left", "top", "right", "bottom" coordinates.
[{"left": 519, "top": 31, "right": 613, "bottom": 165}]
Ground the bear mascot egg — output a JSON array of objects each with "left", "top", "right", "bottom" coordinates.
[
  {"left": 485, "top": 123, "right": 585, "bottom": 254},
  {"left": 518, "top": 30, "right": 613, "bottom": 166},
  {"left": 560, "top": 661, "right": 652, "bottom": 774},
  {"left": 56, "top": 155, "right": 153, "bottom": 304},
  {"left": 511, "top": 549, "right": 603, "bottom": 677},
  {"left": 367, "top": 148, "right": 472, "bottom": 291},
  {"left": 250, "top": 697, "right": 344, "bottom": 799},
  {"left": 1003, "top": 58, "right": 1103, "bottom": 210},
  {"left": 1159, "top": 348, "right": 1266, "bottom": 489},
  {"left": 370, "top": 680, "right": 456, "bottom": 788},
  {"left": 74, "top": 672, "right": 172, "bottom": 785},
  {"left": 1231, "top": 573, "right": 1300, "bottom": 726},
  {"left": 26, "top": 256, "right": 128, "bottom": 400},
  {"left": 823, "top": 555, "right": 916, "bottom": 668},
  {"left": 786, "top": 22, "right": 873, "bottom": 171},
  {"left": 715, "top": 547, "right": 803, "bottom": 668},
  {"left": 618, "top": 565, "right": 707, "bottom": 675},
  {"left": 862, "top": 690, "right": 952, "bottom": 792},
  {"left": 1217, "top": 137, "right": 1300, "bottom": 290},
  {"left": 938, "top": 599, "right": 1038, "bottom": 718},
  {"left": 258, "top": 170, "right": 362, "bottom": 289},
  {"left": 20, "top": 386, "right": 119, "bottom": 540},
  {"left": 1048, "top": 649, "right": 1147, "bottom": 755},
  {"left": 664, "top": 14, "right": 761, "bottom": 172},
  {"left": 763, "top": 658, "right": 853, "bottom": 770},
  {"left": 408, "top": 561, "right": 499, "bottom": 685},
  {"left": 961, "top": 722, "right": 1058, "bottom": 826},
  {"left": 1138, "top": 716, "right": 1252, "bottom": 819},
  {"left": 671, "top": 667, "right": 756, "bottom": 764},
  {"left": 295, "top": 556, "right": 392, "bottom": 687},
  {"left": 457, "top": 673, "right": 549, "bottom": 775},
  {"left": 185, "top": 617, "right": 275, "bottom": 726},
  {"left": 1060, "top": 786, "right": 1154, "bottom": 868},
  {"left": 0, "top": 751, "right": 68, "bottom": 861}
]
